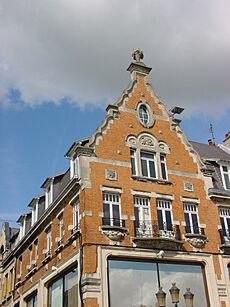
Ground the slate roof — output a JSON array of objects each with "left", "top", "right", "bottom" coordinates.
[
  {"left": 190, "top": 141, "right": 230, "bottom": 161},
  {"left": 190, "top": 141, "right": 230, "bottom": 196}
]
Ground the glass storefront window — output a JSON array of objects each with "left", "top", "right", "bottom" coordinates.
[
  {"left": 48, "top": 268, "right": 78, "bottom": 307},
  {"left": 108, "top": 259, "right": 208, "bottom": 307}
]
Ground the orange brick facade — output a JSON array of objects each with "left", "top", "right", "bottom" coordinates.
[{"left": 0, "top": 51, "right": 230, "bottom": 307}]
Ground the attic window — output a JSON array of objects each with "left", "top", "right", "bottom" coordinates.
[
  {"left": 136, "top": 102, "right": 155, "bottom": 128},
  {"left": 221, "top": 165, "right": 230, "bottom": 190},
  {"left": 138, "top": 105, "right": 149, "bottom": 125}
]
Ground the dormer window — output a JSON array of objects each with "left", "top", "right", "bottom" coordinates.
[
  {"left": 31, "top": 200, "right": 39, "bottom": 226},
  {"left": 45, "top": 184, "right": 53, "bottom": 209},
  {"left": 70, "top": 157, "right": 79, "bottom": 179},
  {"left": 221, "top": 165, "right": 230, "bottom": 190}
]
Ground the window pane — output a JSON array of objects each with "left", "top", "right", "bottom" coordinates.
[
  {"left": 108, "top": 260, "right": 157, "bottom": 307},
  {"left": 159, "top": 263, "right": 208, "bottom": 306},
  {"left": 220, "top": 217, "right": 227, "bottom": 236},
  {"left": 112, "top": 205, "right": 120, "bottom": 226},
  {"left": 103, "top": 203, "right": 110, "bottom": 225},
  {"left": 161, "top": 158, "right": 167, "bottom": 180},
  {"left": 50, "top": 278, "right": 63, "bottom": 307},
  {"left": 224, "top": 173, "right": 230, "bottom": 189},
  {"left": 108, "top": 260, "right": 208, "bottom": 307},
  {"left": 141, "top": 159, "right": 148, "bottom": 177},
  {"left": 184, "top": 212, "right": 190, "bottom": 233},
  {"left": 192, "top": 213, "right": 199, "bottom": 233},
  {"left": 157, "top": 209, "right": 164, "bottom": 230},
  {"left": 64, "top": 269, "right": 78, "bottom": 307},
  {"left": 165, "top": 210, "right": 172, "bottom": 231},
  {"left": 149, "top": 161, "right": 156, "bottom": 178}
]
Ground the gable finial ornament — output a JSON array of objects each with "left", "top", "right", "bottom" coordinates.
[{"left": 132, "top": 48, "right": 144, "bottom": 63}]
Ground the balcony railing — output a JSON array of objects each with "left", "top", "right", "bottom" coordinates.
[
  {"left": 102, "top": 217, "right": 126, "bottom": 228},
  {"left": 184, "top": 225, "right": 205, "bottom": 236},
  {"left": 134, "top": 220, "right": 181, "bottom": 241},
  {"left": 219, "top": 229, "right": 230, "bottom": 245}
]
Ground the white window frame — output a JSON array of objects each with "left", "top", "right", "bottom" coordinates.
[
  {"left": 183, "top": 202, "right": 200, "bottom": 234},
  {"left": 219, "top": 207, "right": 230, "bottom": 239},
  {"left": 59, "top": 216, "right": 64, "bottom": 241},
  {"left": 157, "top": 199, "right": 174, "bottom": 238},
  {"left": 102, "top": 192, "right": 121, "bottom": 226},
  {"left": 45, "top": 183, "right": 53, "bottom": 209},
  {"left": 70, "top": 157, "right": 79, "bottom": 179},
  {"left": 130, "top": 149, "right": 137, "bottom": 176},
  {"left": 134, "top": 196, "right": 152, "bottom": 237},
  {"left": 46, "top": 228, "right": 52, "bottom": 253},
  {"left": 29, "top": 246, "right": 33, "bottom": 267},
  {"left": 31, "top": 200, "right": 39, "bottom": 226},
  {"left": 160, "top": 154, "right": 168, "bottom": 180},
  {"left": 73, "top": 202, "right": 80, "bottom": 230},
  {"left": 220, "top": 164, "right": 230, "bottom": 190}
]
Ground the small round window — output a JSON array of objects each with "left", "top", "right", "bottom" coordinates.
[{"left": 138, "top": 105, "right": 149, "bottom": 125}]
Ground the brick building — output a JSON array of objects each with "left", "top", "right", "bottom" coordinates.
[{"left": 0, "top": 49, "right": 230, "bottom": 307}]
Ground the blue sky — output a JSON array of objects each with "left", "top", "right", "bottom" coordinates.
[
  {"left": 1, "top": 99, "right": 229, "bottom": 226},
  {"left": 0, "top": 0, "right": 230, "bottom": 227}
]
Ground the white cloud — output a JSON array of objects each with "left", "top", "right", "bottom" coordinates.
[{"left": 0, "top": 0, "right": 230, "bottom": 116}]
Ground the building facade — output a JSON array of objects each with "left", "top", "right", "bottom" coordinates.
[{"left": 0, "top": 50, "right": 230, "bottom": 307}]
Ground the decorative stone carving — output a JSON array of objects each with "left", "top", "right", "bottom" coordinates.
[
  {"left": 132, "top": 48, "right": 144, "bottom": 62},
  {"left": 186, "top": 235, "right": 208, "bottom": 249},
  {"left": 139, "top": 136, "right": 155, "bottom": 147},
  {"left": 183, "top": 181, "right": 194, "bottom": 192},
  {"left": 102, "top": 229, "right": 127, "bottom": 241},
  {"left": 127, "top": 136, "right": 137, "bottom": 145},
  {"left": 105, "top": 169, "right": 117, "bottom": 181}
]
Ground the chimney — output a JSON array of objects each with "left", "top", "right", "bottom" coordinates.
[
  {"left": 223, "top": 131, "right": 230, "bottom": 149},
  {"left": 208, "top": 139, "right": 215, "bottom": 146}
]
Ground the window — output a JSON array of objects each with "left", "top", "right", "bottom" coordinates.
[
  {"left": 73, "top": 202, "right": 80, "bottom": 231},
  {"left": 219, "top": 207, "right": 230, "bottom": 238},
  {"left": 19, "top": 256, "right": 22, "bottom": 277},
  {"left": 160, "top": 154, "right": 167, "bottom": 180},
  {"left": 130, "top": 149, "right": 137, "bottom": 176},
  {"left": 29, "top": 246, "right": 33, "bottom": 268},
  {"left": 46, "top": 185, "right": 53, "bottom": 209},
  {"left": 157, "top": 199, "right": 173, "bottom": 237},
  {"left": 59, "top": 216, "right": 64, "bottom": 244},
  {"left": 48, "top": 268, "right": 78, "bottom": 307},
  {"left": 46, "top": 227, "right": 52, "bottom": 254},
  {"left": 127, "top": 134, "right": 169, "bottom": 181},
  {"left": 27, "top": 292, "right": 37, "bottom": 307},
  {"left": 138, "top": 105, "right": 149, "bottom": 125},
  {"left": 140, "top": 151, "right": 157, "bottom": 178},
  {"left": 184, "top": 203, "right": 200, "bottom": 234},
  {"left": 34, "top": 240, "right": 38, "bottom": 264},
  {"left": 70, "top": 158, "right": 78, "bottom": 179},
  {"left": 102, "top": 192, "right": 121, "bottom": 226},
  {"left": 108, "top": 259, "right": 208, "bottom": 307},
  {"left": 221, "top": 165, "right": 230, "bottom": 190},
  {"left": 134, "top": 196, "right": 152, "bottom": 237}
]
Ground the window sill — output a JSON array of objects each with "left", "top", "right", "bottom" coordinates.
[{"left": 131, "top": 175, "right": 172, "bottom": 185}]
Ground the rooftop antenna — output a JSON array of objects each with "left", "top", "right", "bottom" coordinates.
[{"left": 209, "top": 123, "right": 216, "bottom": 145}]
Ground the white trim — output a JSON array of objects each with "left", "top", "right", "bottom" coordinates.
[
  {"left": 100, "top": 185, "right": 123, "bottom": 193},
  {"left": 180, "top": 196, "right": 200, "bottom": 203},
  {"left": 131, "top": 189, "right": 151, "bottom": 197},
  {"left": 220, "top": 163, "right": 230, "bottom": 190}
]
